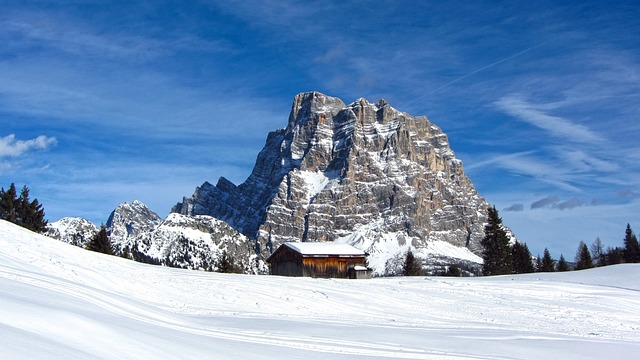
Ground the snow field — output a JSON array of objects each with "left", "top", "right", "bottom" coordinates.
[{"left": 1, "top": 220, "right": 639, "bottom": 359}]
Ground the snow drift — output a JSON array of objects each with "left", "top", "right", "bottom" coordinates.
[{"left": 1, "top": 220, "right": 639, "bottom": 359}]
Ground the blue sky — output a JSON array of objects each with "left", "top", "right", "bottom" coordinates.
[{"left": 2, "top": 0, "right": 639, "bottom": 258}]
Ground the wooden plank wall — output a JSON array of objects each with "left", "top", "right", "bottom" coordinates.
[{"left": 302, "top": 257, "right": 366, "bottom": 278}]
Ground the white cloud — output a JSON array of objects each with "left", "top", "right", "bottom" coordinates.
[
  {"left": 0, "top": 134, "right": 57, "bottom": 158},
  {"left": 494, "top": 95, "right": 603, "bottom": 144}
]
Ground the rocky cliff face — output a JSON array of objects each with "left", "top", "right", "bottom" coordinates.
[{"left": 174, "top": 92, "right": 493, "bottom": 275}]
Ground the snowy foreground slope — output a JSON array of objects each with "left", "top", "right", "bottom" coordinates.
[{"left": 1, "top": 220, "right": 639, "bottom": 360}]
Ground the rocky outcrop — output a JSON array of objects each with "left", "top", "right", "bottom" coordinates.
[
  {"left": 174, "top": 92, "right": 494, "bottom": 274},
  {"left": 131, "top": 213, "right": 266, "bottom": 273},
  {"left": 46, "top": 217, "right": 99, "bottom": 247}
]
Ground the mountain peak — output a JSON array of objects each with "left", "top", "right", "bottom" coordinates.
[
  {"left": 289, "top": 91, "right": 345, "bottom": 126},
  {"left": 46, "top": 217, "right": 98, "bottom": 247},
  {"left": 173, "top": 92, "right": 495, "bottom": 275},
  {"left": 107, "top": 200, "right": 162, "bottom": 248}
]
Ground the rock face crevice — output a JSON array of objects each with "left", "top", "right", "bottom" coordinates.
[{"left": 173, "top": 92, "right": 492, "bottom": 274}]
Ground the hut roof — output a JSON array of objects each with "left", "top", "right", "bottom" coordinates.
[
  {"left": 283, "top": 242, "right": 365, "bottom": 256},
  {"left": 267, "top": 242, "right": 366, "bottom": 263}
]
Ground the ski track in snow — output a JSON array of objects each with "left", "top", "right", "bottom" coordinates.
[{"left": 1, "top": 220, "right": 640, "bottom": 359}]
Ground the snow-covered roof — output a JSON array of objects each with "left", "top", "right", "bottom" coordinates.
[{"left": 283, "top": 242, "right": 365, "bottom": 256}]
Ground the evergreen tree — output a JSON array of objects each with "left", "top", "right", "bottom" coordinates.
[
  {"left": 85, "top": 226, "right": 114, "bottom": 255},
  {"left": 623, "top": 224, "right": 640, "bottom": 263},
  {"left": 590, "top": 237, "right": 605, "bottom": 267},
  {"left": 17, "top": 186, "right": 47, "bottom": 232},
  {"left": 540, "top": 248, "right": 555, "bottom": 272},
  {"left": 216, "top": 251, "right": 234, "bottom": 273},
  {"left": 481, "top": 206, "right": 513, "bottom": 276},
  {"left": 535, "top": 255, "right": 542, "bottom": 272},
  {"left": 403, "top": 249, "right": 423, "bottom": 276},
  {"left": 556, "top": 254, "right": 570, "bottom": 272},
  {"left": 0, "top": 183, "right": 18, "bottom": 223},
  {"left": 444, "top": 264, "right": 461, "bottom": 277},
  {"left": 574, "top": 241, "right": 594, "bottom": 270},
  {"left": 604, "top": 246, "right": 624, "bottom": 265},
  {"left": 512, "top": 242, "right": 534, "bottom": 274},
  {"left": 0, "top": 183, "right": 47, "bottom": 232}
]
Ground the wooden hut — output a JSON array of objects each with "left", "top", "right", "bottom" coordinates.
[{"left": 267, "top": 242, "right": 370, "bottom": 278}]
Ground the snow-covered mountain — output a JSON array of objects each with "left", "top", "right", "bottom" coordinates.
[
  {"left": 130, "top": 213, "right": 266, "bottom": 273},
  {"left": 48, "top": 201, "right": 266, "bottom": 274},
  {"left": 106, "top": 200, "right": 162, "bottom": 251},
  {"left": 3, "top": 219, "right": 639, "bottom": 359},
  {"left": 46, "top": 217, "right": 98, "bottom": 247},
  {"left": 174, "top": 92, "right": 494, "bottom": 275}
]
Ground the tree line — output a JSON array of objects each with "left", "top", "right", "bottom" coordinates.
[
  {"left": 482, "top": 206, "right": 640, "bottom": 276},
  {"left": 0, "top": 183, "right": 48, "bottom": 233}
]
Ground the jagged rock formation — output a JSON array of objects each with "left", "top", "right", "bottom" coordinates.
[
  {"left": 106, "top": 200, "right": 162, "bottom": 253},
  {"left": 46, "top": 217, "right": 99, "bottom": 247},
  {"left": 47, "top": 201, "right": 266, "bottom": 274},
  {"left": 131, "top": 213, "right": 266, "bottom": 273},
  {"left": 174, "top": 92, "right": 494, "bottom": 275}
]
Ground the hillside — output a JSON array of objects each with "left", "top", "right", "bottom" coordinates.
[{"left": 1, "top": 220, "right": 639, "bottom": 359}]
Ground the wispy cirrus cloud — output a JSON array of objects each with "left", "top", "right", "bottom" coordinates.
[
  {"left": 494, "top": 95, "right": 603, "bottom": 144},
  {"left": 0, "top": 134, "right": 57, "bottom": 158},
  {"left": 1, "top": 11, "right": 231, "bottom": 62},
  {"left": 2, "top": 15, "right": 161, "bottom": 61},
  {"left": 464, "top": 151, "right": 582, "bottom": 192}
]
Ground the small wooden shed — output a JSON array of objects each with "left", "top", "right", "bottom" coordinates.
[{"left": 267, "top": 242, "right": 370, "bottom": 279}]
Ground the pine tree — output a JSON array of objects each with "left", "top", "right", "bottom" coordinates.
[
  {"left": 556, "top": 254, "right": 570, "bottom": 272},
  {"left": 540, "top": 248, "right": 555, "bottom": 272},
  {"left": 604, "top": 246, "right": 623, "bottom": 265},
  {"left": 17, "top": 186, "right": 47, "bottom": 232},
  {"left": 403, "top": 249, "right": 423, "bottom": 276},
  {"left": 85, "top": 226, "right": 114, "bottom": 255},
  {"left": 216, "top": 251, "right": 235, "bottom": 273},
  {"left": 590, "top": 237, "right": 605, "bottom": 267},
  {"left": 0, "top": 183, "right": 47, "bottom": 232},
  {"left": 481, "top": 206, "right": 512, "bottom": 276},
  {"left": 535, "top": 255, "right": 542, "bottom": 272},
  {"left": 0, "top": 183, "right": 18, "bottom": 223},
  {"left": 444, "top": 264, "right": 461, "bottom": 277},
  {"left": 574, "top": 241, "right": 594, "bottom": 270},
  {"left": 623, "top": 224, "right": 640, "bottom": 263},
  {"left": 512, "top": 242, "right": 534, "bottom": 274}
]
